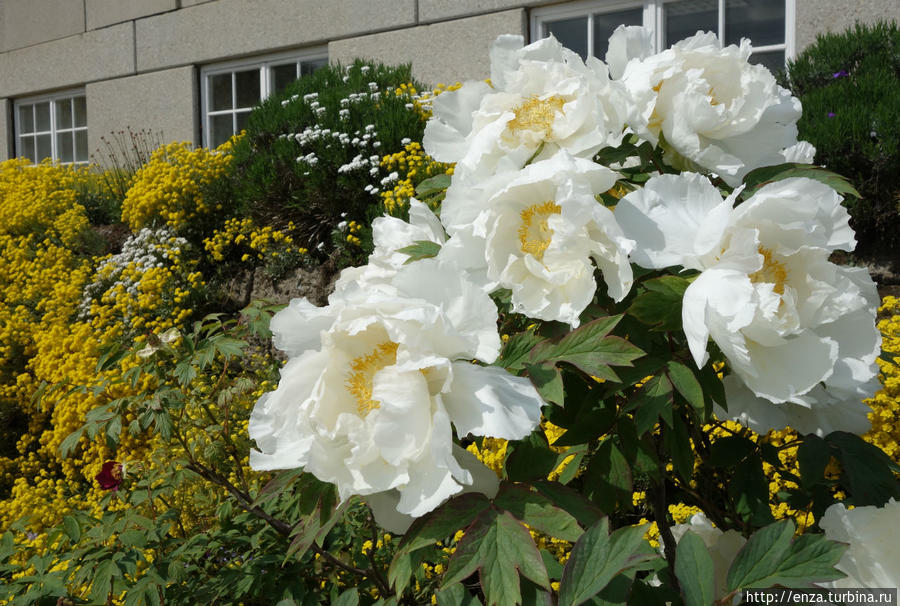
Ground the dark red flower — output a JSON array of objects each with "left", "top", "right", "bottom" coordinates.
[{"left": 95, "top": 461, "right": 123, "bottom": 491}]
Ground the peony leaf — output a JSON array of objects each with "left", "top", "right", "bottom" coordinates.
[
  {"left": 826, "top": 432, "right": 900, "bottom": 505},
  {"left": 397, "top": 239, "right": 442, "bottom": 263},
  {"left": 727, "top": 521, "right": 847, "bottom": 590},
  {"left": 665, "top": 361, "right": 704, "bottom": 411},
  {"left": 674, "top": 531, "right": 715, "bottom": 606},
  {"left": 529, "top": 316, "right": 644, "bottom": 382},
  {"left": 584, "top": 440, "right": 632, "bottom": 514},
  {"left": 558, "top": 518, "right": 657, "bottom": 606},
  {"left": 741, "top": 163, "right": 861, "bottom": 199},
  {"left": 524, "top": 362, "right": 565, "bottom": 405},
  {"left": 494, "top": 482, "right": 584, "bottom": 542},
  {"left": 628, "top": 276, "right": 691, "bottom": 332},
  {"left": 627, "top": 374, "right": 674, "bottom": 436},
  {"left": 442, "top": 509, "right": 549, "bottom": 606},
  {"left": 415, "top": 173, "right": 452, "bottom": 196},
  {"left": 393, "top": 492, "right": 491, "bottom": 560},
  {"left": 532, "top": 481, "right": 604, "bottom": 528},
  {"left": 496, "top": 331, "right": 543, "bottom": 371},
  {"left": 435, "top": 583, "right": 483, "bottom": 605}
]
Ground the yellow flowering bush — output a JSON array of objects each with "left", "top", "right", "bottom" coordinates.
[{"left": 121, "top": 141, "right": 233, "bottom": 233}]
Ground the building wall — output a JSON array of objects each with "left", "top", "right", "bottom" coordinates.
[
  {"left": 0, "top": 0, "right": 897, "bottom": 162},
  {"left": 795, "top": 0, "right": 899, "bottom": 51}
]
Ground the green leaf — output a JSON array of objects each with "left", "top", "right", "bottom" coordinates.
[
  {"left": 494, "top": 482, "right": 584, "bottom": 542},
  {"left": 415, "top": 173, "right": 452, "bottom": 196},
  {"left": 398, "top": 240, "right": 442, "bottom": 263},
  {"left": 436, "top": 583, "right": 483, "bottom": 606},
  {"left": 394, "top": 493, "right": 491, "bottom": 558},
  {"left": 333, "top": 588, "right": 359, "bottom": 606},
  {"left": 558, "top": 519, "right": 657, "bottom": 606},
  {"left": 666, "top": 361, "right": 703, "bottom": 410},
  {"left": 443, "top": 509, "right": 549, "bottom": 606},
  {"left": 496, "top": 332, "right": 543, "bottom": 372},
  {"left": 726, "top": 520, "right": 794, "bottom": 591},
  {"left": 529, "top": 316, "right": 643, "bottom": 382},
  {"left": 532, "top": 481, "right": 604, "bottom": 528},
  {"left": 524, "top": 363, "right": 564, "bottom": 405},
  {"left": 505, "top": 432, "right": 560, "bottom": 482},
  {"left": 827, "top": 431, "right": 900, "bottom": 505},
  {"left": 628, "top": 276, "right": 690, "bottom": 331},
  {"left": 674, "top": 531, "right": 715, "bottom": 606},
  {"left": 629, "top": 375, "right": 673, "bottom": 436},
  {"left": 59, "top": 426, "right": 86, "bottom": 458},
  {"left": 62, "top": 516, "right": 80, "bottom": 543},
  {"left": 664, "top": 413, "right": 693, "bottom": 483},
  {"left": 727, "top": 521, "right": 847, "bottom": 590},
  {"left": 729, "top": 457, "right": 774, "bottom": 526},
  {"left": 91, "top": 559, "right": 119, "bottom": 603},
  {"left": 119, "top": 529, "right": 147, "bottom": 548},
  {"left": 797, "top": 434, "right": 829, "bottom": 487},
  {"left": 584, "top": 441, "right": 632, "bottom": 514},
  {"left": 741, "top": 163, "right": 861, "bottom": 199}
]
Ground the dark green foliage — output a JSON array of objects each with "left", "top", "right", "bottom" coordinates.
[
  {"left": 784, "top": 20, "right": 900, "bottom": 255},
  {"left": 227, "top": 60, "right": 430, "bottom": 262}
]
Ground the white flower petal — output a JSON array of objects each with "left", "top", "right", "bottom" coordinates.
[{"left": 443, "top": 362, "right": 545, "bottom": 440}]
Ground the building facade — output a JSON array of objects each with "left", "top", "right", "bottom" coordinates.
[{"left": 0, "top": 0, "right": 896, "bottom": 163}]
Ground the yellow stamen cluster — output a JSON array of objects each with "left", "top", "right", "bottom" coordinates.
[
  {"left": 749, "top": 246, "right": 788, "bottom": 294},
  {"left": 507, "top": 95, "right": 566, "bottom": 136},
  {"left": 519, "top": 201, "right": 561, "bottom": 261},
  {"left": 346, "top": 341, "right": 399, "bottom": 416}
]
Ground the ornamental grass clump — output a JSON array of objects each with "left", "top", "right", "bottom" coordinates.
[
  {"left": 784, "top": 20, "right": 900, "bottom": 256},
  {"left": 227, "top": 60, "right": 434, "bottom": 263}
]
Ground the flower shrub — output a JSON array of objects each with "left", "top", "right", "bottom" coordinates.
[
  {"left": 784, "top": 20, "right": 900, "bottom": 256},
  {"left": 1, "top": 28, "right": 899, "bottom": 606}
]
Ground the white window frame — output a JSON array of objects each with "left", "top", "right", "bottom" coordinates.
[
  {"left": 200, "top": 47, "right": 328, "bottom": 148},
  {"left": 531, "top": 0, "right": 795, "bottom": 63},
  {"left": 14, "top": 89, "right": 89, "bottom": 165}
]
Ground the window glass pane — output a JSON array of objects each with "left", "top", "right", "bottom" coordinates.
[
  {"left": 234, "top": 69, "right": 261, "bottom": 109},
  {"left": 235, "top": 110, "right": 252, "bottom": 134},
  {"left": 210, "top": 73, "right": 232, "bottom": 111},
  {"left": 36, "top": 134, "right": 52, "bottom": 161},
  {"left": 73, "top": 96, "right": 87, "bottom": 127},
  {"left": 544, "top": 16, "right": 589, "bottom": 60},
  {"left": 18, "top": 105, "right": 34, "bottom": 133},
  {"left": 300, "top": 58, "right": 327, "bottom": 77},
  {"left": 75, "top": 130, "right": 88, "bottom": 163},
  {"left": 20, "top": 136, "right": 35, "bottom": 161},
  {"left": 210, "top": 114, "right": 234, "bottom": 148},
  {"left": 593, "top": 8, "right": 645, "bottom": 60},
  {"left": 35, "top": 102, "right": 51, "bottom": 132},
  {"left": 748, "top": 49, "right": 785, "bottom": 75},
  {"left": 725, "top": 0, "right": 783, "bottom": 47},
  {"left": 272, "top": 63, "right": 298, "bottom": 93},
  {"left": 57, "top": 132, "right": 74, "bottom": 163},
  {"left": 56, "top": 98, "right": 73, "bottom": 129},
  {"left": 665, "top": 0, "right": 718, "bottom": 46}
]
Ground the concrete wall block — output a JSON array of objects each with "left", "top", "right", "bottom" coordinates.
[
  {"left": 135, "top": 0, "right": 417, "bottom": 72},
  {"left": 418, "top": 0, "right": 547, "bottom": 23},
  {"left": 86, "top": 0, "right": 177, "bottom": 31},
  {"left": 85, "top": 66, "right": 198, "bottom": 158},
  {"left": 329, "top": 9, "right": 527, "bottom": 86},
  {"left": 0, "top": 0, "right": 86, "bottom": 53},
  {"left": 0, "top": 23, "right": 135, "bottom": 98},
  {"left": 795, "top": 0, "right": 899, "bottom": 52},
  {"left": 0, "top": 99, "right": 11, "bottom": 162}
]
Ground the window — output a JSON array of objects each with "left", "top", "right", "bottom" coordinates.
[
  {"left": 14, "top": 91, "right": 88, "bottom": 165},
  {"left": 201, "top": 49, "right": 328, "bottom": 148},
  {"left": 531, "top": 0, "right": 793, "bottom": 72}
]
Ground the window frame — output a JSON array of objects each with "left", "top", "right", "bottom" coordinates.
[
  {"left": 199, "top": 47, "right": 328, "bottom": 148},
  {"left": 13, "top": 89, "right": 88, "bottom": 165},
  {"left": 530, "top": 0, "right": 795, "bottom": 64}
]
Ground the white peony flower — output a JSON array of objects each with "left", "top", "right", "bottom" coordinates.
[
  {"left": 423, "top": 34, "right": 630, "bottom": 177},
  {"left": 248, "top": 259, "right": 545, "bottom": 526},
  {"left": 819, "top": 500, "right": 900, "bottom": 588},
  {"left": 439, "top": 149, "right": 634, "bottom": 327},
  {"left": 610, "top": 27, "right": 805, "bottom": 186},
  {"left": 615, "top": 173, "right": 880, "bottom": 434}
]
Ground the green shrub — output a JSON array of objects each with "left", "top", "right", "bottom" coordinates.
[
  {"left": 227, "top": 60, "right": 430, "bottom": 264},
  {"left": 784, "top": 20, "right": 900, "bottom": 256}
]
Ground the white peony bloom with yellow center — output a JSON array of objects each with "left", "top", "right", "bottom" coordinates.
[
  {"left": 820, "top": 500, "right": 900, "bottom": 589},
  {"left": 423, "top": 34, "right": 630, "bottom": 177},
  {"left": 608, "top": 26, "right": 806, "bottom": 186},
  {"left": 615, "top": 173, "right": 880, "bottom": 434},
  {"left": 439, "top": 150, "right": 634, "bottom": 327},
  {"left": 248, "top": 259, "right": 545, "bottom": 529}
]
